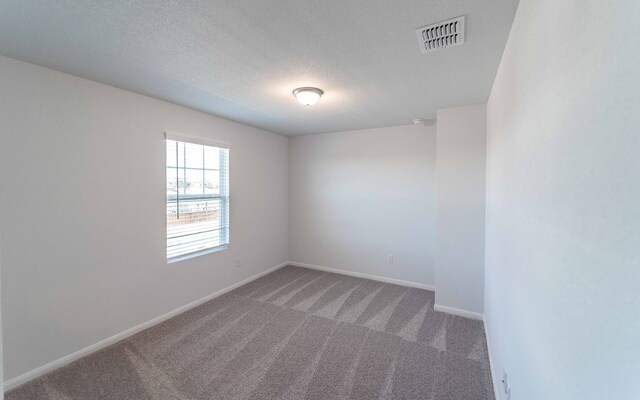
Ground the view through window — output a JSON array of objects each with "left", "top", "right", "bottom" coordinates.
[{"left": 166, "top": 138, "right": 229, "bottom": 260}]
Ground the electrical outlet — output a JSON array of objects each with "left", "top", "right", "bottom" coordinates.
[
  {"left": 236, "top": 256, "right": 242, "bottom": 268},
  {"left": 502, "top": 369, "right": 509, "bottom": 394},
  {"left": 386, "top": 253, "right": 394, "bottom": 263}
]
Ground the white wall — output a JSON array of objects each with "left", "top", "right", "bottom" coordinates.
[
  {"left": 0, "top": 56, "right": 289, "bottom": 381},
  {"left": 289, "top": 124, "right": 436, "bottom": 286},
  {"left": 435, "top": 105, "right": 486, "bottom": 316},
  {"left": 485, "top": 1, "right": 640, "bottom": 399}
]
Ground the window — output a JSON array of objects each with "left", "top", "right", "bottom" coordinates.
[{"left": 166, "top": 136, "right": 229, "bottom": 261}]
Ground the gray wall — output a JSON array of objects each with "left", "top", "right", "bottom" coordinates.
[
  {"left": 289, "top": 124, "right": 436, "bottom": 286},
  {"left": 435, "top": 105, "right": 487, "bottom": 315},
  {"left": 0, "top": 232, "right": 3, "bottom": 399},
  {"left": 0, "top": 56, "right": 289, "bottom": 381},
  {"left": 485, "top": 0, "right": 640, "bottom": 398}
]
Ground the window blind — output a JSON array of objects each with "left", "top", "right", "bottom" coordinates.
[{"left": 166, "top": 139, "right": 229, "bottom": 260}]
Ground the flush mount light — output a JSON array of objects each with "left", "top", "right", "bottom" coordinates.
[
  {"left": 412, "top": 118, "right": 436, "bottom": 126},
  {"left": 292, "top": 87, "right": 323, "bottom": 106}
]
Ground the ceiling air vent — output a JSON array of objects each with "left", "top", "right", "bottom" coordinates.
[{"left": 416, "top": 16, "right": 465, "bottom": 53}]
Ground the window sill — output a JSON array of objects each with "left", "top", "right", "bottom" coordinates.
[{"left": 167, "top": 244, "right": 229, "bottom": 264}]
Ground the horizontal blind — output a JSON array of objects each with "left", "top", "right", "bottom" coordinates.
[{"left": 166, "top": 139, "right": 229, "bottom": 260}]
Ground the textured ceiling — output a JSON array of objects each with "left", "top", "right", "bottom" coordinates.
[{"left": 0, "top": 0, "right": 518, "bottom": 135}]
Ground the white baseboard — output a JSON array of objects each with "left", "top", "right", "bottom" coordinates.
[
  {"left": 287, "top": 261, "right": 435, "bottom": 291},
  {"left": 433, "top": 303, "right": 484, "bottom": 320},
  {"left": 4, "top": 261, "right": 289, "bottom": 392},
  {"left": 483, "top": 315, "right": 501, "bottom": 400}
]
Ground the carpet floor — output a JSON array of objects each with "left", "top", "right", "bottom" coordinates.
[{"left": 7, "top": 266, "right": 494, "bottom": 400}]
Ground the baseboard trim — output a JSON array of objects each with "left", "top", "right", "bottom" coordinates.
[
  {"left": 4, "top": 261, "right": 289, "bottom": 392},
  {"left": 483, "top": 315, "right": 501, "bottom": 400},
  {"left": 287, "top": 261, "right": 435, "bottom": 291},
  {"left": 433, "top": 303, "right": 484, "bottom": 320}
]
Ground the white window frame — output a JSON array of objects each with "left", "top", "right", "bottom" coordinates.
[{"left": 165, "top": 133, "right": 230, "bottom": 263}]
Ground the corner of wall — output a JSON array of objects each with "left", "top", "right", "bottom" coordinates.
[{"left": 434, "top": 104, "right": 487, "bottom": 316}]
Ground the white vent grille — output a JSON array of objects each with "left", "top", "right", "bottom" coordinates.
[{"left": 416, "top": 16, "right": 465, "bottom": 53}]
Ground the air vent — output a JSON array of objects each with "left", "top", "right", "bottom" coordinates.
[{"left": 416, "top": 16, "right": 465, "bottom": 53}]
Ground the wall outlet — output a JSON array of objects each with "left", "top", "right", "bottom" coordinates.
[
  {"left": 386, "top": 253, "right": 394, "bottom": 263},
  {"left": 236, "top": 256, "right": 242, "bottom": 268},
  {"left": 502, "top": 368, "right": 510, "bottom": 398}
]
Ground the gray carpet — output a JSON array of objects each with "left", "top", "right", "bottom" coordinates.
[{"left": 7, "top": 266, "right": 494, "bottom": 400}]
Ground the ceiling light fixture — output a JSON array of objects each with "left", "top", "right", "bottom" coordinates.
[
  {"left": 413, "top": 118, "right": 436, "bottom": 126},
  {"left": 293, "top": 87, "right": 323, "bottom": 106}
]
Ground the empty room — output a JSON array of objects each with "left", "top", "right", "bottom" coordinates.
[{"left": 0, "top": 0, "right": 638, "bottom": 399}]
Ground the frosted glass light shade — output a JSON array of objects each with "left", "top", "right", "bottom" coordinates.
[{"left": 293, "top": 87, "right": 323, "bottom": 106}]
